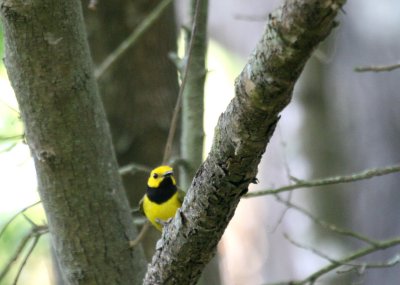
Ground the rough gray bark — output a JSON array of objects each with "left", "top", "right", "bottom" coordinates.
[
  {"left": 0, "top": 0, "right": 146, "bottom": 284},
  {"left": 144, "top": 0, "right": 346, "bottom": 284}
]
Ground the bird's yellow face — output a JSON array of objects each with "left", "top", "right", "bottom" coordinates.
[{"left": 147, "top": 165, "right": 176, "bottom": 188}]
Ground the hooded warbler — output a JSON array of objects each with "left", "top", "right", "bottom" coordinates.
[{"left": 139, "top": 165, "right": 185, "bottom": 231}]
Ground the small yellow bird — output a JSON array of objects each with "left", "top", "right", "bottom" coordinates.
[{"left": 139, "top": 165, "right": 185, "bottom": 231}]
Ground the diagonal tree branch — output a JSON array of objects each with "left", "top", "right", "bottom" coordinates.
[{"left": 144, "top": 0, "right": 346, "bottom": 284}]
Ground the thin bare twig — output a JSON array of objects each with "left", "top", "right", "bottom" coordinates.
[
  {"left": 12, "top": 234, "right": 41, "bottom": 285},
  {"left": 118, "top": 163, "right": 152, "bottom": 176},
  {"left": 0, "top": 142, "right": 19, "bottom": 153},
  {"left": 0, "top": 203, "right": 47, "bottom": 283},
  {"left": 355, "top": 63, "right": 400, "bottom": 73},
  {"left": 0, "top": 201, "right": 41, "bottom": 240},
  {"left": 0, "top": 98, "right": 20, "bottom": 114},
  {"left": 0, "top": 134, "right": 24, "bottom": 152},
  {"left": 234, "top": 14, "right": 267, "bottom": 21},
  {"left": 284, "top": 233, "right": 400, "bottom": 277},
  {"left": 337, "top": 254, "right": 400, "bottom": 275},
  {"left": 271, "top": 237, "right": 400, "bottom": 285},
  {"left": 267, "top": 247, "right": 400, "bottom": 285},
  {"left": 21, "top": 214, "right": 37, "bottom": 228},
  {"left": 267, "top": 194, "right": 291, "bottom": 233},
  {"left": 162, "top": 0, "right": 203, "bottom": 164},
  {"left": 94, "top": 0, "right": 174, "bottom": 79},
  {"left": 0, "top": 233, "right": 32, "bottom": 281},
  {"left": 274, "top": 195, "right": 380, "bottom": 246},
  {"left": 0, "top": 135, "right": 24, "bottom": 141},
  {"left": 284, "top": 233, "right": 341, "bottom": 265},
  {"left": 245, "top": 164, "right": 400, "bottom": 198},
  {"left": 0, "top": 225, "right": 48, "bottom": 282},
  {"left": 267, "top": 129, "right": 294, "bottom": 233}
]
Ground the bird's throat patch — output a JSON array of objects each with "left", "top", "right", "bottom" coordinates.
[{"left": 146, "top": 177, "right": 177, "bottom": 204}]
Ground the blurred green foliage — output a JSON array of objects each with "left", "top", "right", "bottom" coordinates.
[
  {"left": 0, "top": 205, "right": 49, "bottom": 285},
  {"left": 0, "top": 23, "right": 3, "bottom": 70},
  {"left": 0, "top": 216, "right": 31, "bottom": 285},
  {"left": 0, "top": 23, "right": 5, "bottom": 74},
  {"left": 0, "top": 106, "right": 23, "bottom": 152},
  {"left": 0, "top": 22, "right": 23, "bottom": 151}
]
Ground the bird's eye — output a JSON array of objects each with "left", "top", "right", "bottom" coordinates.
[{"left": 153, "top": 173, "right": 159, "bottom": 179}]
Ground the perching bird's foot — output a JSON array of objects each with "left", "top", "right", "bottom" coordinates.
[{"left": 155, "top": 218, "right": 172, "bottom": 228}]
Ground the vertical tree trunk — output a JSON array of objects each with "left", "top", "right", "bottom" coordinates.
[
  {"left": 83, "top": 0, "right": 180, "bottom": 258},
  {"left": 0, "top": 0, "right": 146, "bottom": 284},
  {"left": 180, "top": 0, "right": 208, "bottom": 190}
]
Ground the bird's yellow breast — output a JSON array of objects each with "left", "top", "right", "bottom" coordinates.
[{"left": 143, "top": 191, "right": 181, "bottom": 231}]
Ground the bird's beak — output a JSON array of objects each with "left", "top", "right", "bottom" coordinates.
[{"left": 163, "top": 171, "right": 173, "bottom": 177}]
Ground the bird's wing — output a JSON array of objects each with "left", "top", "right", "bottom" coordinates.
[
  {"left": 138, "top": 196, "right": 145, "bottom": 215},
  {"left": 177, "top": 188, "right": 186, "bottom": 204}
]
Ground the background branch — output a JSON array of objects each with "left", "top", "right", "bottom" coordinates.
[
  {"left": 337, "top": 254, "right": 400, "bottom": 274},
  {"left": 354, "top": 62, "right": 400, "bottom": 72},
  {"left": 0, "top": 201, "right": 41, "bottom": 239},
  {"left": 246, "top": 164, "right": 400, "bottom": 198},
  {"left": 12, "top": 233, "right": 41, "bottom": 285},
  {"left": 0, "top": 225, "right": 47, "bottom": 283},
  {"left": 283, "top": 233, "right": 341, "bottom": 264},
  {"left": 267, "top": 238, "right": 400, "bottom": 285},
  {"left": 274, "top": 195, "right": 380, "bottom": 246},
  {"left": 290, "top": 237, "right": 400, "bottom": 285},
  {"left": 118, "top": 163, "right": 152, "bottom": 176},
  {"left": 94, "top": 0, "right": 174, "bottom": 79}
]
